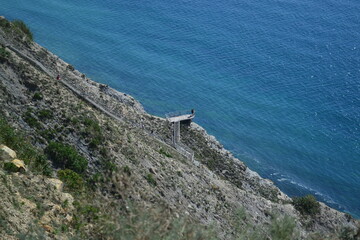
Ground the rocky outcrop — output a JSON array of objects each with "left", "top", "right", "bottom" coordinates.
[
  {"left": 0, "top": 145, "right": 17, "bottom": 161},
  {"left": 10, "top": 159, "right": 27, "bottom": 172},
  {"left": 0, "top": 146, "right": 74, "bottom": 240}
]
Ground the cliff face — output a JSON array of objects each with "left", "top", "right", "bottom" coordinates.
[{"left": 0, "top": 17, "right": 359, "bottom": 239}]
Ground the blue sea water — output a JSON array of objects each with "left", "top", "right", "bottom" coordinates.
[{"left": 1, "top": 0, "right": 359, "bottom": 217}]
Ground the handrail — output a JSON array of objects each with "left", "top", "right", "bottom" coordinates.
[{"left": 165, "top": 110, "right": 193, "bottom": 119}]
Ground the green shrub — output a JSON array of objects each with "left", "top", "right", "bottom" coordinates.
[
  {"left": 39, "top": 128, "right": 56, "bottom": 141},
  {"left": 32, "top": 92, "right": 43, "bottom": 101},
  {"left": 159, "top": 148, "right": 173, "bottom": 158},
  {"left": 0, "top": 47, "right": 9, "bottom": 57},
  {"left": 121, "top": 147, "right": 137, "bottom": 163},
  {"left": 270, "top": 215, "right": 297, "bottom": 240},
  {"left": 102, "top": 158, "right": 117, "bottom": 172},
  {"left": 45, "top": 142, "right": 87, "bottom": 173},
  {"left": 0, "top": 18, "right": 11, "bottom": 29},
  {"left": 89, "top": 137, "right": 102, "bottom": 149},
  {"left": 58, "top": 169, "right": 84, "bottom": 191},
  {"left": 37, "top": 109, "right": 53, "bottom": 120},
  {"left": 81, "top": 117, "right": 104, "bottom": 149},
  {"left": 89, "top": 172, "right": 102, "bottom": 184},
  {"left": 107, "top": 204, "right": 217, "bottom": 240},
  {"left": 32, "top": 154, "right": 53, "bottom": 176},
  {"left": 72, "top": 202, "right": 100, "bottom": 230},
  {"left": 145, "top": 173, "right": 157, "bottom": 186},
  {"left": 12, "top": 20, "right": 33, "bottom": 41},
  {"left": 0, "top": 47, "right": 10, "bottom": 63},
  {"left": 22, "top": 110, "right": 41, "bottom": 128},
  {"left": 123, "top": 165, "right": 131, "bottom": 176},
  {"left": 232, "top": 206, "right": 298, "bottom": 240},
  {"left": 292, "top": 195, "right": 320, "bottom": 216},
  {"left": 0, "top": 114, "right": 52, "bottom": 176},
  {"left": 79, "top": 205, "right": 100, "bottom": 221},
  {"left": 3, "top": 162, "right": 18, "bottom": 172},
  {"left": 67, "top": 64, "right": 75, "bottom": 71},
  {"left": 339, "top": 226, "right": 359, "bottom": 240}
]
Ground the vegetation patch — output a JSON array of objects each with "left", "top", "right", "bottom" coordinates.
[
  {"left": 22, "top": 109, "right": 41, "bottom": 129},
  {"left": 105, "top": 204, "right": 217, "bottom": 240},
  {"left": 37, "top": 109, "right": 53, "bottom": 120},
  {"left": 270, "top": 215, "right": 297, "bottom": 240},
  {"left": 0, "top": 114, "right": 52, "bottom": 176},
  {"left": 12, "top": 20, "right": 33, "bottom": 41},
  {"left": 292, "top": 195, "right": 320, "bottom": 216},
  {"left": 159, "top": 147, "right": 173, "bottom": 158},
  {"left": 101, "top": 158, "right": 118, "bottom": 172},
  {"left": 58, "top": 169, "right": 84, "bottom": 191},
  {"left": 123, "top": 165, "right": 131, "bottom": 176},
  {"left": 78, "top": 205, "right": 100, "bottom": 221},
  {"left": 121, "top": 147, "right": 138, "bottom": 163},
  {"left": 145, "top": 173, "right": 157, "bottom": 186},
  {"left": 0, "top": 18, "right": 11, "bottom": 29},
  {"left": 32, "top": 92, "right": 43, "bottom": 101},
  {"left": 67, "top": 64, "right": 75, "bottom": 71},
  {"left": 45, "top": 141, "right": 87, "bottom": 173},
  {"left": 233, "top": 209, "right": 299, "bottom": 240},
  {"left": 3, "top": 162, "right": 18, "bottom": 172},
  {"left": 339, "top": 226, "right": 360, "bottom": 240},
  {"left": 0, "top": 47, "right": 10, "bottom": 63},
  {"left": 39, "top": 128, "right": 57, "bottom": 141},
  {"left": 72, "top": 202, "right": 101, "bottom": 231},
  {"left": 81, "top": 117, "right": 104, "bottom": 149}
]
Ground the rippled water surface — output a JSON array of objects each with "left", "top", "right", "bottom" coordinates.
[{"left": 2, "top": 0, "right": 360, "bottom": 217}]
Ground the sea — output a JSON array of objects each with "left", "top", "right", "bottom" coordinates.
[{"left": 1, "top": 0, "right": 359, "bottom": 218}]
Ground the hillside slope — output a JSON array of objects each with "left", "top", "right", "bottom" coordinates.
[{"left": 0, "top": 17, "right": 359, "bottom": 239}]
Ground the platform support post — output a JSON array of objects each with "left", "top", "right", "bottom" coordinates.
[{"left": 173, "top": 121, "right": 180, "bottom": 145}]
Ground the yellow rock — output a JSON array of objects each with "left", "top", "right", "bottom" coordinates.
[
  {"left": 64, "top": 214, "right": 73, "bottom": 223},
  {"left": 0, "top": 145, "right": 17, "bottom": 161},
  {"left": 11, "top": 159, "right": 26, "bottom": 172},
  {"left": 42, "top": 224, "right": 54, "bottom": 232},
  {"left": 47, "top": 178, "right": 63, "bottom": 191}
]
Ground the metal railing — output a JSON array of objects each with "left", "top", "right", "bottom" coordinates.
[{"left": 165, "top": 110, "right": 193, "bottom": 119}]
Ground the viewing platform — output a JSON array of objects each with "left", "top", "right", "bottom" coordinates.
[
  {"left": 165, "top": 110, "right": 195, "bottom": 123},
  {"left": 165, "top": 110, "right": 195, "bottom": 161}
]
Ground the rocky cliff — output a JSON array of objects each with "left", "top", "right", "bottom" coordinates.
[{"left": 0, "top": 17, "right": 359, "bottom": 239}]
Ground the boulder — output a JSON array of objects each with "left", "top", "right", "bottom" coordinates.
[
  {"left": 47, "top": 178, "right": 63, "bottom": 191},
  {"left": 0, "top": 145, "right": 17, "bottom": 161},
  {"left": 11, "top": 159, "right": 27, "bottom": 172}
]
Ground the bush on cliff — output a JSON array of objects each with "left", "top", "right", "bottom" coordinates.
[
  {"left": 12, "top": 20, "right": 33, "bottom": 41},
  {"left": 81, "top": 117, "right": 104, "bottom": 149},
  {"left": 102, "top": 204, "right": 217, "bottom": 240},
  {"left": 0, "top": 114, "right": 52, "bottom": 176},
  {"left": 292, "top": 195, "right": 320, "bottom": 216},
  {"left": 45, "top": 142, "right": 87, "bottom": 173},
  {"left": 0, "top": 18, "right": 11, "bottom": 29},
  {"left": 58, "top": 169, "right": 84, "bottom": 191},
  {"left": 233, "top": 208, "right": 298, "bottom": 240},
  {"left": 3, "top": 162, "right": 18, "bottom": 172},
  {"left": 0, "top": 47, "right": 10, "bottom": 63}
]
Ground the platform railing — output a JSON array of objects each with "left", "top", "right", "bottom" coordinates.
[{"left": 165, "top": 110, "right": 193, "bottom": 119}]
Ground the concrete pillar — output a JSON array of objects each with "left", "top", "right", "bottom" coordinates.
[{"left": 173, "top": 121, "right": 180, "bottom": 145}]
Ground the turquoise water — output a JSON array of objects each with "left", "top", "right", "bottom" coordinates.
[{"left": 2, "top": 0, "right": 359, "bottom": 217}]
